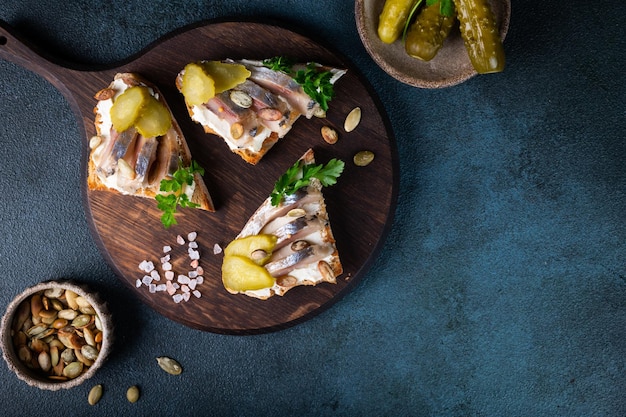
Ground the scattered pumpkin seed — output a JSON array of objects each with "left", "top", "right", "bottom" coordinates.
[
  {"left": 88, "top": 384, "right": 103, "bottom": 405},
  {"left": 321, "top": 126, "right": 339, "bottom": 144},
  {"left": 353, "top": 150, "right": 375, "bottom": 167},
  {"left": 156, "top": 356, "right": 183, "bottom": 375},
  {"left": 344, "top": 107, "right": 362, "bottom": 132},
  {"left": 126, "top": 385, "right": 140, "bottom": 403}
]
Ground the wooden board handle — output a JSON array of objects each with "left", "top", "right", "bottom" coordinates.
[{"left": 0, "top": 21, "right": 82, "bottom": 97}]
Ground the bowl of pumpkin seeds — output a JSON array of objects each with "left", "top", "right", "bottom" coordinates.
[{"left": 0, "top": 280, "right": 113, "bottom": 390}]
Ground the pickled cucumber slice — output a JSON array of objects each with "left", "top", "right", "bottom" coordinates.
[
  {"left": 453, "top": 0, "right": 505, "bottom": 73},
  {"left": 135, "top": 96, "right": 172, "bottom": 138},
  {"left": 222, "top": 255, "right": 276, "bottom": 292},
  {"left": 110, "top": 86, "right": 151, "bottom": 133},
  {"left": 201, "top": 61, "right": 251, "bottom": 94},
  {"left": 181, "top": 63, "right": 216, "bottom": 106},
  {"left": 405, "top": 2, "right": 456, "bottom": 61},
  {"left": 223, "top": 234, "right": 277, "bottom": 266}
]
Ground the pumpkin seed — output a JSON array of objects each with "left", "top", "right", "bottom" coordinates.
[
  {"left": 344, "top": 107, "right": 361, "bottom": 132},
  {"left": 30, "top": 294, "right": 43, "bottom": 317},
  {"left": 230, "top": 90, "right": 253, "bottom": 108},
  {"left": 65, "top": 290, "right": 79, "bottom": 310},
  {"left": 88, "top": 384, "right": 103, "bottom": 405},
  {"left": 156, "top": 356, "right": 183, "bottom": 375},
  {"left": 26, "top": 323, "right": 48, "bottom": 337},
  {"left": 353, "top": 150, "right": 375, "bottom": 167},
  {"left": 58, "top": 309, "right": 78, "bottom": 320},
  {"left": 50, "top": 346, "right": 59, "bottom": 367},
  {"left": 13, "top": 301, "right": 31, "bottom": 332},
  {"left": 321, "top": 126, "right": 339, "bottom": 144},
  {"left": 126, "top": 385, "right": 140, "bottom": 403},
  {"left": 81, "top": 345, "right": 99, "bottom": 361},
  {"left": 38, "top": 351, "right": 51, "bottom": 372},
  {"left": 62, "top": 361, "right": 83, "bottom": 378},
  {"left": 44, "top": 288, "right": 64, "bottom": 299},
  {"left": 72, "top": 314, "right": 92, "bottom": 328},
  {"left": 250, "top": 249, "right": 268, "bottom": 262}
]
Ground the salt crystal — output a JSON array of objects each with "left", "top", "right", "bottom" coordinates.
[
  {"left": 196, "top": 266, "right": 204, "bottom": 276},
  {"left": 165, "top": 271, "right": 175, "bottom": 280},
  {"left": 160, "top": 254, "right": 171, "bottom": 263},
  {"left": 172, "top": 282, "right": 180, "bottom": 290},
  {"left": 177, "top": 235, "right": 185, "bottom": 245},
  {"left": 135, "top": 279, "right": 142, "bottom": 288},
  {"left": 177, "top": 275, "right": 190, "bottom": 284},
  {"left": 142, "top": 275, "right": 153, "bottom": 286},
  {"left": 172, "top": 294, "right": 183, "bottom": 303},
  {"left": 190, "top": 259, "right": 199, "bottom": 269},
  {"left": 181, "top": 285, "right": 190, "bottom": 293},
  {"left": 213, "top": 243, "right": 222, "bottom": 254},
  {"left": 188, "top": 241, "right": 198, "bottom": 249},
  {"left": 188, "top": 279, "right": 197, "bottom": 290},
  {"left": 149, "top": 284, "right": 157, "bottom": 293},
  {"left": 162, "top": 262, "right": 172, "bottom": 271},
  {"left": 163, "top": 245, "right": 172, "bottom": 253},
  {"left": 192, "top": 290, "right": 202, "bottom": 298},
  {"left": 188, "top": 249, "right": 200, "bottom": 260},
  {"left": 187, "top": 231, "right": 197, "bottom": 242},
  {"left": 196, "top": 276, "right": 204, "bottom": 285},
  {"left": 188, "top": 270, "right": 198, "bottom": 279},
  {"left": 166, "top": 280, "right": 176, "bottom": 295},
  {"left": 156, "top": 284, "right": 167, "bottom": 292},
  {"left": 182, "top": 292, "right": 191, "bottom": 301},
  {"left": 139, "top": 260, "right": 155, "bottom": 273},
  {"left": 150, "top": 270, "right": 160, "bottom": 281}
]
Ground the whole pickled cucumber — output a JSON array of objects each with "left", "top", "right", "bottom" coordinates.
[
  {"left": 405, "top": 2, "right": 456, "bottom": 61},
  {"left": 377, "top": 0, "right": 417, "bottom": 44},
  {"left": 453, "top": 0, "right": 505, "bottom": 73}
]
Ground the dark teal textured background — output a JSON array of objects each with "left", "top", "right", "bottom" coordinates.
[{"left": 0, "top": 1, "right": 624, "bottom": 416}]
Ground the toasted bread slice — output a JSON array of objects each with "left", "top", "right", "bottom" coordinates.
[
  {"left": 90, "top": 73, "right": 214, "bottom": 212},
  {"left": 221, "top": 149, "right": 343, "bottom": 299},
  {"left": 176, "top": 59, "right": 346, "bottom": 165}
]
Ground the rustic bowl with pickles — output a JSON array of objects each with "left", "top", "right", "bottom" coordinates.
[
  {"left": 355, "top": 0, "right": 511, "bottom": 88},
  {"left": 0, "top": 280, "right": 113, "bottom": 390}
]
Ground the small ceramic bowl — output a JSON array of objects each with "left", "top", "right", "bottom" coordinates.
[
  {"left": 355, "top": 0, "right": 511, "bottom": 88},
  {"left": 0, "top": 280, "right": 113, "bottom": 390}
]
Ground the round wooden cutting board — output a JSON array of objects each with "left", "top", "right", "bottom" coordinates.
[{"left": 0, "top": 19, "right": 398, "bottom": 334}]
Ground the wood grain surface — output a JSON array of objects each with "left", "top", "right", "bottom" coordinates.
[{"left": 0, "top": 19, "right": 398, "bottom": 334}]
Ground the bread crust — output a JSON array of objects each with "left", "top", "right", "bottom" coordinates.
[{"left": 90, "top": 73, "right": 214, "bottom": 211}]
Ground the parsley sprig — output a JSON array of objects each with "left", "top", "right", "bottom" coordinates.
[
  {"left": 155, "top": 160, "right": 204, "bottom": 228},
  {"left": 271, "top": 158, "right": 345, "bottom": 206},
  {"left": 402, "top": 0, "right": 455, "bottom": 42},
  {"left": 262, "top": 56, "right": 295, "bottom": 73},
  {"left": 262, "top": 57, "right": 336, "bottom": 111}
]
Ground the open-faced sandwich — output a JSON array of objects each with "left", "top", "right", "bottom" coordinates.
[
  {"left": 221, "top": 149, "right": 345, "bottom": 299},
  {"left": 90, "top": 73, "right": 214, "bottom": 224},
  {"left": 176, "top": 57, "right": 346, "bottom": 165}
]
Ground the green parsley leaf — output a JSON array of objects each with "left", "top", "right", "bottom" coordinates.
[
  {"left": 263, "top": 57, "right": 337, "bottom": 112},
  {"left": 294, "top": 64, "right": 335, "bottom": 111},
  {"left": 270, "top": 158, "right": 345, "bottom": 206},
  {"left": 427, "top": 0, "right": 455, "bottom": 17},
  {"left": 262, "top": 56, "right": 296, "bottom": 74},
  {"left": 156, "top": 160, "right": 204, "bottom": 228}
]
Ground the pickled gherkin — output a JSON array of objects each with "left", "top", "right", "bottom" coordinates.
[
  {"left": 453, "top": 0, "right": 505, "bottom": 73},
  {"left": 377, "top": 0, "right": 418, "bottom": 44},
  {"left": 405, "top": 2, "right": 456, "bottom": 61}
]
